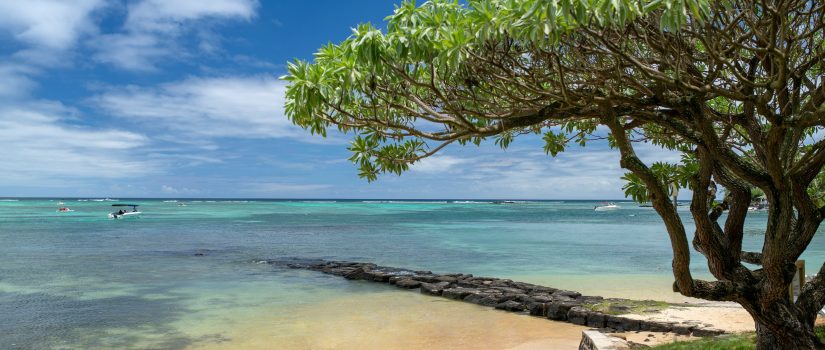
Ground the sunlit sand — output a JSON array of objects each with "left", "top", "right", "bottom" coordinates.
[{"left": 187, "top": 291, "right": 587, "bottom": 350}]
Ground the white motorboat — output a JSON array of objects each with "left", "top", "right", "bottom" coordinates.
[
  {"left": 109, "top": 204, "right": 141, "bottom": 219},
  {"left": 594, "top": 202, "right": 620, "bottom": 211}
]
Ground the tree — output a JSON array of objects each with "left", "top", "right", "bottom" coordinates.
[{"left": 282, "top": 1, "right": 825, "bottom": 348}]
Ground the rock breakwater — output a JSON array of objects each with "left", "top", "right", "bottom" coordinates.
[{"left": 278, "top": 260, "right": 725, "bottom": 337}]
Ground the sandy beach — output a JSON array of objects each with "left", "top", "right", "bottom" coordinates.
[
  {"left": 184, "top": 289, "right": 769, "bottom": 350},
  {"left": 188, "top": 291, "right": 588, "bottom": 350}
]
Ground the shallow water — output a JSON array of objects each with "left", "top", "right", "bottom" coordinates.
[{"left": 0, "top": 199, "right": 822, "bottom": 349}]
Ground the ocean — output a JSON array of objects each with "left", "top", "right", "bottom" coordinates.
[{"left": 1, "top": 199, "right": 822, "bottom": 349}]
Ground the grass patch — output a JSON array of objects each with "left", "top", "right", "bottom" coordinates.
[
  {"left": 650, "top": 325, "right": 825, "bottom": 349},
  {"left": 650, "top": 333, "right": 755, "bottom": 350},
  {"left": 584, "top": 299, "right": 670, "bottom": 315}
]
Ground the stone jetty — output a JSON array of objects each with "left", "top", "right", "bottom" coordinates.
[{"left": 278, "top": 259, "right": 725, "bottom": 338}]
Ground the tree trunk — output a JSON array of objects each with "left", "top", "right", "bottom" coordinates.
[{"left": 753, "top": 313, "right": 823, "bottom": 350}]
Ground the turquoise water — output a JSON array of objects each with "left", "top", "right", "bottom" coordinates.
[{"left": 1, "top": 199, "right": 823, "bottom": 349}]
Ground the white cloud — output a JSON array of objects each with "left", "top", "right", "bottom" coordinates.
[
  {"left": 125, "top": 0, "right": 256, "bottom": 32},
  {"left": 0, "top": 102, "right": 155, "bottom": 185},
  {"left": 93, "top": 0, "right": 257, "bottom": 70},
  {"left": 410, "top": 155, "right": 469, "bottom": 173},
  {"left": 0, "top": 0, "right": 106, "bottom": 97},
  {"left": 91, "top": 75, "right": 300, "bottom": 140},
  {"left": 92, "top": 33, "right": 169, "bottom": 71},
  {"left": 0, "top": 0, "right": 105, "bottom": 51},
  {"left": 0, "top": 64, "right": 38, "bottom": 98}
]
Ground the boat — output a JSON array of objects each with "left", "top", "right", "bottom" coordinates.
[
  {"left": 57, "top": 207, "right": 73, "bottom": 212},
  {"left": 109, "top": 204, "right": 141, "bottom": 219},
  {"left": 594, "top": 202, "right": 620, "bottom": 211},
  {"left": 177, "top": 202, "right": 187, "bottom": 207}
]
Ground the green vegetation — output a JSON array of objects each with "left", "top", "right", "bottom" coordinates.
[
  {"left": 584, "top": 299, "right": 670, "bottom": 315},
  {"left": 283, "top": 0, "right": 825, "bottom": 347},
  {"left": 650, "top": 326, "right": 825, "bottom": 350}
]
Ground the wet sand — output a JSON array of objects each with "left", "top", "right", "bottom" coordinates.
[{"left": 187, "top": 290, "right": 587, "bottom": 350}]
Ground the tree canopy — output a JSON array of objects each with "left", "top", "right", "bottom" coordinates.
[{"left": 283, "top": 1, "right": 825, "bottom": 347}]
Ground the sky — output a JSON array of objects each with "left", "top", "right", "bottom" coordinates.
[{"left": 0, "top": 0, "right": 688, "bottom": 199}]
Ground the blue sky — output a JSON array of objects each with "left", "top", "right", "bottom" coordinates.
[{"left": 0, "top": 0, "right": 684, "bottom": 199}]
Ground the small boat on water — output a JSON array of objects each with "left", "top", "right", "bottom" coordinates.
[
  {"left": 57, "top": 207, "right": 73, "bottom": 212},
  {"left": 594, "top": 202, "right": 619, "bottom": 211},
  {"left": 109, "top": 204, "right": 141, "bottom": 219}
]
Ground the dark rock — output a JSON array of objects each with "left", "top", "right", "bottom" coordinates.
[
  {"left": 579, "top": 296, "right": 604, "bottom": 304},
  {"left": 420, "top": 282, "right": 450, "bottom": 296},
  {"left": 692, "top": 327, "right": 724, "bottom": 337},
  {"left": 586, "top": 312, "right": 606, "bottom": 328},
  {"left": 512, "top": 294, "right": 534, "bottom": 303},
  {"left": 608, "top": 304, "right": 631, "bottom": 314},
  {"left": 464, "top": 293, "right": 501, "bottom": 307},
  {"left": 567, "top": 306, "right": 589, "bottom": 325},
  {"left": 552, "top": 290, "right": 581, "bottom": 299},
  {"left": 442, "top": 287, "right": 476, "bottom": 300},
  {"left": 551, "top": 295, "right": 575, "bottom": 303},
  {"left": 456, "top": 280, "right": 479, "bottom": 288},
  {"left": 364, "top": 270, "right": 391, "bottom": 282},
  {"left": 389, "top": 276, "right": 404, "bottom": 285},
  {"left": 490, "top": 279, "right": 513, "bottom": 287},
  {"left": 496, "top": 293, "right": 521, "bottom": 303},
  {"left": 672, "top": 324, "right": 694, "bottom": 335},
  {"left": 547, "top": 301, "right": 578, "bottom": 321},
  {"left": 344, "top": 267, "right": 367, "bottom": 280},
  {"left": 492, "top": 287, "right": 524, "bottom": 294},
  {"left": 606, "top": 315, "right": 625, "bottom": 330},
  {"left": 620, "top": 318, "right": 641, "bottom": 331},
  {"left": 530, "top": 295, "right": 553, "bottom": 303},
  {"left": 495, "top": 300, "right": 525, "bottom": 312},
  {"left": 435, "top": 276, "right": 458, "bottom": 283},
  {"left": 527, "top": 286, "right": 557, "bottom": 294},
  {"left": 324, "top": 267, "right": 352, "bottom": 276},
  {"left": 395, "top": 278, "right": 422, "bottom": 289},
  {"left": 462, "top": 293, "right": 486, "bottom": 304},
  {"left": 639, "top": 321, "right": 672, "bottom": 332},
  {"left": 527, "top": 302, "right": 547, "bottom": 316},
  {"left": 413, "top": 274, "right": 441, "bottom": 283}
]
